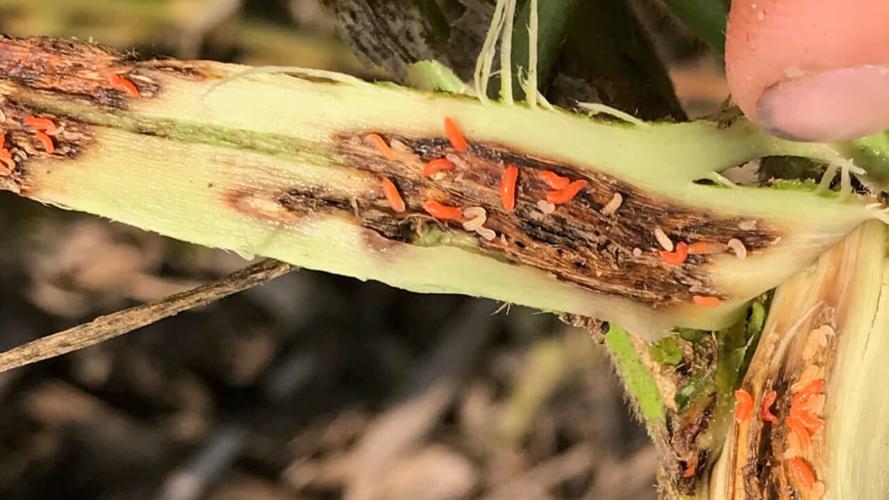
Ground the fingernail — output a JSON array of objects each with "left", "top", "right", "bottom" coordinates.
[{"left": 756, "top": 65, "right": 889, "bottom": 142}]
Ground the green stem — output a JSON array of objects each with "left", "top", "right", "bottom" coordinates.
[{"left": 0, "top": 36, "right": 879, "bottom": 339}]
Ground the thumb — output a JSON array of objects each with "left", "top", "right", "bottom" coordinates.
[{"left": 725, "top": 0, "right": 889, "bottom": 142}]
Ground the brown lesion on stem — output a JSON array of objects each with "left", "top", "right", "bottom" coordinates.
[
  {"left": 254, "top": 130, "right": 780, "bottom": 308},
  {"left": 226, "top": 130, "right": 785, "bottom": 308},
  {"left": 671, "top": 393, "right": 716, "bottom": 483},
  {"left": 725, "top": 307, "right": 834, "bottom": 499},
  {"left": 0, "top": 35, "right": 157, "bottom": 193},
  {"left": 0, "top": 97, "right": 95, "bottom": 193},
  {"left": 0, "top": 36, "right": 220, "bottom": 194},
  {"left": 0, "top": 35, "right": 165, "bottom": 108},
  {"left": 0, "top": 35, "right": 217, "bottom": 119},
  {"left": 722, "top": 249, "right": 849, "bottom": 500}
]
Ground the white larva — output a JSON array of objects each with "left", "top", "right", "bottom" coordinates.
[
  {"left": 476, "top": 227, "right": 497, "bottom": 241},
  {"left": 389, "top": 139, "right": 420, "bottom": 162},
  {"left": 537, "top": 200, "right": 556, "bottom": 215},
  {"left": 463, "top": 206, "right": 487, "bottom": 219},
  {"left": 727, "top": 238, "right": 748, "bottom": 260},
  {"left": 654, "top": 227, "right": 673, "bottom": 252},
  {"left": 463, "top": 217, "right": 486, "bottom": 232},
  {"left": 46, "top": 122, "right": 66, "bottom": 137},
  {"left": 446, "top": 153, "right": 471, "bottom": 170},
  {"left": 129, "top": 74, "right": 155, "bottom": 84},
  {"left": 601, "top": 192, "right": 623, "bottom": 216},
  {"left": 803, "top": 325, "right": 834, "bottom": 361},
  {"left": 389, "top": 139, "right": 412, "bottom": 152},
  {"left": 803, "top": 330, "right": 823, "bottom": 361},
  {"left": 462, "top": 207, "right": 487, "bottom": 231}
]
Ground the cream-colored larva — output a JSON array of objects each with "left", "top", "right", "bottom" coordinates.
[
  {"left": 728, "top": 238, "right": 748, "bottom": 260},
  {"left": 537, "top": 200, "right": 556, "bottom": 215},
  {"left": 601, "top": 192, "right": 623, "bottom": 216},
  {"left": 462, "top": 207, "right": 487, "bottom": 231},
  {"left": 446, "top": 153, "right": 471, "bottom": 170},
  {"left": 654, "top": 227, "right": 673, "bottom": 252},
  {"left": 476, "top": 227, "right": 497, "bottom": 241}
]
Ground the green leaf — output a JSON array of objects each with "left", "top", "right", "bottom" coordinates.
[
  {"left": 676, "top": 371, "right": 714, "bottom": 409},
  {"left": 848, "top": 130, "right": 889, "bottom": 189},
  {"left": 746, "top": 299, "right": 766, "bottom": 339},
  {"left": 769, "top": 178, "right": 819, "bottom": 193},
  {"left": 405, "top": 60, "right": 471, "bottom": 94},
  {"left": 510, "top": 0, "right": 581, "bottom": 99},
  {"left": 605, "top": 325, "right": 665, "bottom": 423},
  {"left": 675, "top": 327, "right": 705, "bottom": 343},
  {"left": 662, "top": 0, "right": 729, "bottom": 54},
  {"left": 738, "top": 297, "right": 769, "bottom": 379},
  {"left": 649, "top": 336, "right": 683, "bottom": 366}
]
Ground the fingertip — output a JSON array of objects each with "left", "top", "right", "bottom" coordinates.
[
  {"left": 726, "top": 0, "right": 889, "bottom": 141},
  {"left": 757, "top": 66, "right": 889, "bottom": 142}
]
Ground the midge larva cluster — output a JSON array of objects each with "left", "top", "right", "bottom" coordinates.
[
  {"left": 728, "top": 320, "right": 834, "bottom": 498},
  {"left": 0, "top": 111, "right": 68, "bottom": 176},
  {"left": 345, "top": 116, "right": 764, "bottom": 309},
  {"left": 0, "top": 68, "right": 141, "bottom": 177}
]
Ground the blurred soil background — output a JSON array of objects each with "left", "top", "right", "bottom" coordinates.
[{"left": 0, "top": 1, "right": 728, "bottom": 498}]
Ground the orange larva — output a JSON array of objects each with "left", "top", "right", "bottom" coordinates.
[
  {"left": 659, "top": 242, "right": 689, "bottom": 266},
  {"left": 365, "top": 133, "right": 396, "bottom": 161},
  {"left": 111, "top": 74, "right": 140, "bottom": 97},
  {"left": 0, "top": 150, "right": 13, "bottom": 174},
  {"left": 760, "top": 390, "right": 778, "bottom": 423},
  {"left": 688, "top": 241, "right": 727, "bottom": 255},
  {"left": 734, "top": 389, "right": 754, "bottom": 422},
  {"left": 787, "top": 458, "right": 816, "bottom": 491},
  {"left": 682, "top": 459, "right": 697, "bottom": 478},
  {"left": 24, "top": 116, "right": 58, "bottom": 134},
  {"left": 537, "top": 170, "right": 570, "bottom": 190},
  {"left": 692, "top": 295, "right": 722, "bottom": 307},
  {"left": 546, "top": 180, "right": 587, "bottom": 205},
  {"left": 35, "top": 131, "right": 54, "bottom": 154},
  {"left": 789, "top": 378, "right": 826, "bottom": 433},
  {"left": 443, "top": 117, "right": 469, "bottom": 152},
  {"left": 786, "top": 415, "right": 812, "bottom": 448},
  {"left": 423, "top": 200, "right": 463, "bottom": 221},
  {"left": 791, "top": 408, "right": 824, "bottom": 432},
  {"left": 500, "top": 164, "right": 519, "bottom": 211},
  {"left": 423, "top": 158, "right": 456, "bottom": 177},
  {"left": 791, "top": 378, "right": 825, "bottom": 407},
  {"left": 381, "top": 178, "right": 406, "bottom": 213},
  {"left": 0, "top": 134, "right": 13, "bottom": 173}
]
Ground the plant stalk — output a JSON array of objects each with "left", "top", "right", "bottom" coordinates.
[{"left": 0, "top": 35, "right": 882, "bottom": 339}]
